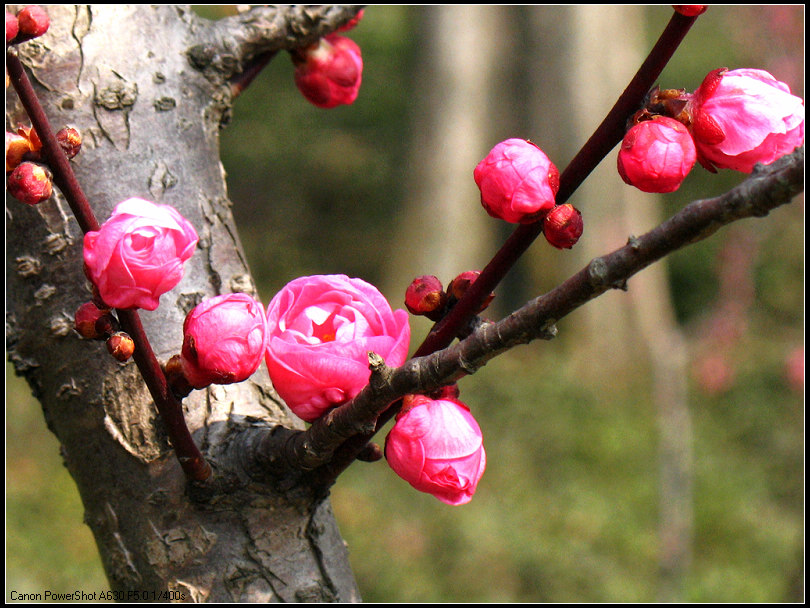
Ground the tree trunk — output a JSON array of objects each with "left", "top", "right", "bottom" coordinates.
[{"left": 6, "top": 5, "right": 360, "bottom": 601}]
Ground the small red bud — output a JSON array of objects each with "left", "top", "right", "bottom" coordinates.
[
  {"left": 673, "top": 6, "right": 708, "bottom": 17},
  {"left": 56, "top": 126, "right": 82, "bottom": 159},
  {"left": 6, "top": 11, "right": 19, "bottom": 43},
  {"left": 16, "top": 5, "right": 50, "bottom": 39},
  {"left": 7, "top": 161, "right": 53, "bottom": 205},
  {"left": 106, "top": 331, "right": 135, "bottom": 362},
  {"left": 74, "top": 301, "right": 113, "bottom": 340},
  {"left": 543, "top": 204, "right": 583, "bottom": 249},
  {"left": 447, "top": 270, "right": 495, "bottom": 313},
  {"left": 405, "top": 275, "right": 447, "bottom": 319},
  {"left": 6, "top": 131, "right": 32, "bottom": 172}
]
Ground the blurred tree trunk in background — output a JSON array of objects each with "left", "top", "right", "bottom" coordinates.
[
  {"left": 384, "top": 6, "right": 511, "bottom": 304},
  {"left": 528, "top": 6, "right": 694, "bottom": 600}
]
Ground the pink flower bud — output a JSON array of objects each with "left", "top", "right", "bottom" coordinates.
[
  {"left": 385, "top": 395, "right": 486, "bottom": 506},
  {"left": 180, "top": 293, "right": 268, "bottom": 389},
  {"left": 7, "top": 161, "right": 52, "bottom": 205},
  {"left": 474, "top": 138, "right": 560, "bottom": 224},
  {"left": 617, "top": 115, "right": 697, "bottom": 193},
  {"left": 83, "top": 198, "right": 198, "bottom": 311},
  {"left": 6, "top": 11, "right": 19, "bottom": 43},
  {"left": 16, "top": 5, "right": 49, "bottom": 39},
  {"left": 687, "top": 68, "right": 805, "bottom": 173},
  {"left": 543, "top": 203, "right": 583, "bottom": 249},
  {"left": 673, "top": 5, "right": 708, "bottom": 17},
  {"left": 405, "top": 275, "right": 447, "bottom": 319},
  {"left": 265, "top": 274, "right": 411, "bottom": 422},
  {"left": 293, "top": 34, "right": 363, "bottom": 109}
]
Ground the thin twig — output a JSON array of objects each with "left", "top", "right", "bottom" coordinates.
[{"left": 7, "top": 48, "right": 212, "bottom": 482}]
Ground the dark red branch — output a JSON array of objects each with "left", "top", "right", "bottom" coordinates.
[{"left": 7, "top": 49, "right": 211, "bottom": 482}]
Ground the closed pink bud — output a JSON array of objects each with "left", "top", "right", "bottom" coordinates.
[
  {"left": 16, "top": 5, "right": 49, "bottom": 39},
  {"left": 293, "top": 34, "right": 363, "bottom": 109},
  {"left": 687, "top": 68, "right": 805, "bottom": 173},
  {"left": 107, "top": 331, "right": 135, "bottom": 362},
  {"left": 385, "top": 395, "right": 486, "bottom": 506},
  {"left": 474, "top": 138, "right": 560, "bottom": 224},
  {"left": 673, "top": 5, "right": 707, "bottom": 17},
  {"left": 181, "top": 293, "right": 268, "bottom": 389},
  {"left": 617, "top": 116, "right": 697, "bottom": 193},
  {"left": 6, "top": 11, "right": 19, "bottom": 43},
  {"left": 83, "top": 198, "right": 198, "bottom": 311},
  {"left": 7, "top": 161, "right": 52, "bottom": 205},
  {"left": 543, "top": 203, "right": 583, "bottom": 249},
  {"left": 265, "top": 274, "right": 411, "bottom": 422}
]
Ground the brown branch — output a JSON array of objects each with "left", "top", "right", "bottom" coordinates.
[
  {"left": 188, "top": 5, "right": 364, "bottom": 84},
  {"left": 257, "top": 146, "right": 803, "bottom": 485}
]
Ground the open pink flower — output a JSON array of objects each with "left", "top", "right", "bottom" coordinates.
[
  {"left": 181, "top": 293, "right": 267, "bottom": 389},
  {"left": 687, "top": 68, "right": 805, "bottom": 173},
  {"left": 617, "top": 115, "right": 697, "bottom": 193},
  {"left": 474, "top": 138, "right": 560, "bottom": 224},
  {"left": 385, "top": 395, "right": 486, "bottom": 506},
  {"left": 83, "top": 198, "right": 198, "bottom": 310},
  {"left": 265, "top": 274, "right": 410, "bottom": 422},
  {"left": 293, "top": 34, "right": 363, "bottom": 109}
]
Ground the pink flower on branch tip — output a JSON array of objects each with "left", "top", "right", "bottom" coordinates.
[
  {"left": 687, "top": 68, "right": 805, "bottom": 173},
  {"left": 617, "top": 115, "right": 697, "bottom": 193},
  {"left": 83, "top": 198, "right": 198, "bottom": 311},
  {"left": 474, "top": 138, "right": 560, "bottom": 224},
  {"left": 293, "top": 34, "right": 363, "bottom": 109},
  {"left": 543, "top": 203, "right": 584, "bottom": 249},
  {"left": 181, "top": 293, "right": 268, "bottom": 389},
  {"left": 385, "top": 395, "right": 486, "bottom": 506},
  {"left": 265, "top": 274, "right": 411, "bottom": 423}
]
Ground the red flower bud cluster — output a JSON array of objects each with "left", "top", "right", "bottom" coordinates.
[
  {"left": 6, "top": 125, "right": 82, "bottom": 205},
  {"left": 405, "top": 271, "right": 495, "bottom": 323},
  {"left": 74, "top": 301, "right": 136, "bottom": 363},
  {"left": 618, "top": 67, "right": 804, "bottom": 192},
  {"left": 6, "top": 5, "right": 49, "bottom": 45},
  {"left": 291, "top": 10, "right": 364, "bottom": 109}
]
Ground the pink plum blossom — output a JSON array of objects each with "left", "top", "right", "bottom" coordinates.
[
  {"left": 181, "top": 293, "right": 268, "bottom": 389},
  {"left": 83, "top": 197, "right": 198, "bottom": 311},
  {"left": 687, "top": 68, "right": 805, "bottom": 173},
  {"left": 617, "top": 115, "right": 697, "bottom": 193},
  {"left": 474, "top": 138, "right": 560, "bottom": 224},
  {"left": 293, "top": 34, "right": 363, "bottom": 109},
  {"left": 265, "top": 274, "right": 411, "bottom": 422},
  {"left": 385, "top": 395, "right": 486, "bottom": 506}
]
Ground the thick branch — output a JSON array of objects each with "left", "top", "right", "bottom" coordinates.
[
  {"left": 187, "top": 5, "right": 364, "bottom": 83},
  {"left": 264, "top": 147, "right": 803, "bottom": 482}
]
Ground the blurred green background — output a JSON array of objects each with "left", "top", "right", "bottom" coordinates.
[{"left": 6, "top": 5, "right": 804, "bottom": 602}]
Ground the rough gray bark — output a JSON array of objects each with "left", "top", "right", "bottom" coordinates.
[{"left": 6, "top": 5, "right": 361, "bottom": 601}]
